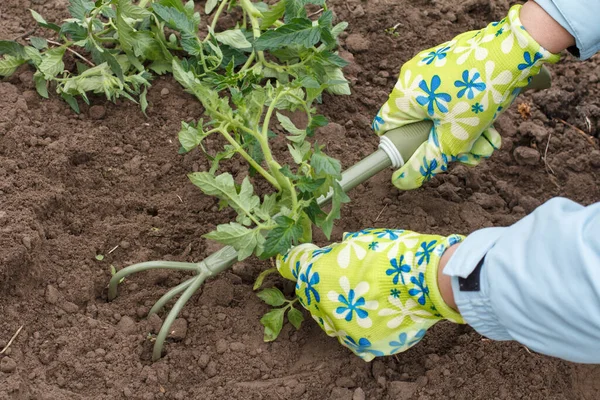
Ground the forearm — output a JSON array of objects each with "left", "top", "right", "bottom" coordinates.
[
  {"left": 443, "top": 198, "right": 600, "bottom": 363},
  {"left": 520, "top": 1, "right": 574, "bottom": 53}
]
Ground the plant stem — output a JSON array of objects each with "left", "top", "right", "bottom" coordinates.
[
  {"left": 210, "top": 0, "right": 229, "bottom": 32},
  {"left": 45, "top": 39, "right": 95, "bottom": 67},
  {"left": 218, "top": 127, "right": 282, "bottom": 191},
  {"left": 239, "top": 51, "right": 256, "bottom": 73},
  {"left": 241, "top": 0, "right": 285, "bottom": 72}
]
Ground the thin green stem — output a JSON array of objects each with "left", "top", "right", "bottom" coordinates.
[
  {"left": 239, "top": 51, "right": 256, "bottom": 73},
  {"left": 241, "top": 0, "right": 285, "bottom": 72},
  {"left": 218, "top": 127, "right": 281, "bottom": 191},
  {"left": 210, "top": 0, "right": 229, "bottom": 32}
]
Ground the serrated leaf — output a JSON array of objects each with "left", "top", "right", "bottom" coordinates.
[
  {"left": 68, "top": 0, "right": 95, "bottom": 21},
  {"left": 205, "top": 0, "right": 219, "bottom": 14},
  {"left": 283, "top": 0, "right": 307, "bottom": 23},
  {"left": 276, "top": 112, "right": 307, "bottom": 143},
  {"left": 29, "top": 37, "right": 48, "bottom": 50},
  {"left": 100, "top": 50, "right": 125, "bottom": 83},
  {"left": 297, "top": 177, "right": 325, "bottom": 193},
  {"left": 325, "top": 67, "right": 351, "bottom": 95},
  {"left": 24, "top": 46, "right": 42, "bottom": 65},
  {"left": 257, "top": 287, "right": 287, "bottom": 307},
  {"left": 261, "top": 307, "right": 286, "bottom": 342},
  {"left": 178, "top": 120, "right": 211, "bottom": 151},
  {"left": 331, "top": 21, "right": 348, "bottom": 39},
  {"left": 39, "top": 47, "right": 66, "bottom": 79},
  {"left": 188, "top": 172, "right": 261, "bottom": 222},
  {"left": 287, "top": 307, "right": 304, "bottom": 329},
  {"left": 255, "top": 18, "right": 321, "bottom": 51},
  {"left": 0, "top": 41, "right": 27, "bottom": 58},
  {"left": 263, "top": 216, "right": 303, "bottom": 258},
  {"left": 61, "top": 92, "right": 80, "bottom": 113},
  {"left": 29, "top": 9, "right": 61, "bottom": 31},
  {"left": 254, "top": 193, "right": 277, "bottom": 221},
  {"left": 204, "top": 222, "right": 262, "bottom": 260},
  {"left": 34, "top": 72, "right": 49, "bottom": 98},
  {"left": 319, "top": 181, "right": 350, "bottom": 238},
  {"left": 214, "top": 29, "right": 252, "bottom": 49},
  {"left": 149, "top": 60, "right": 172, "bottom": 74},
  {"left": 288, "top": 141, "right": 310, "bottom": 164},
  {"left": 153, "top": 3, "right": 196, "bottom": 34},
  {"left": 120, "top": 0, "right": 152, "bottom": 19},
  {"left": 311, "top": 146, "right": 341, "bottom": 178},
  {"left": 260, "top": 1, "right": 285, "bottom": 29},
  {"left": 0, "top": 56, "right": 26, "bottom": 77}
]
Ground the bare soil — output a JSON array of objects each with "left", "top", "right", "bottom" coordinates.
[{"left": 1, "top": 1, "right": 599, "bottom": 399}]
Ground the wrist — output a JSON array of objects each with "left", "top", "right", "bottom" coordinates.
[
  {"left": 520, "top": 1, "right": 574, "bottom": 53},
  {"left": 438, "top": 243, "right": 460, "bottom": 311}
]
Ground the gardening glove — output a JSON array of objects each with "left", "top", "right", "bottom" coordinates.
[
  {"left": 372, "top": 4, "right": 560, "bottom": 190},
  {"left": 276, "top": 228, "right": 465, "bottom": 361}
]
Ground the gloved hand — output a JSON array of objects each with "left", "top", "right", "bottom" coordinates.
[
  {"left": 372, "top": 4, "right": 560, "bottom": 190},
  {"left": 276, "top": 228, "right": 464, "bottom": 361}
]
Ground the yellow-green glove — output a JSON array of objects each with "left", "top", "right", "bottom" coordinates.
[
  {"left": 276, "top": 229, "right": 464, "bottom": 361},
  {"left": 372, "top": 4, "right": 560, "bottom": 190}
]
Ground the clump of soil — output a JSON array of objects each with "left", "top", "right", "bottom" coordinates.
[{"left": 1, "top": 0, "right": 599, "bottom": 399}]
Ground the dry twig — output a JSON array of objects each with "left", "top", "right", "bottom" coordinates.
[
  {"left": 555, "top": 118, "right": 598, "bottom": 148},
  {"left": 0, "top": 325, "right": 24, "bottom": 355},
  {"left": 40, "top": 38, "right": 96, "bottom": 67},
  {"left": 542, "top": 132, "right": 555, "bottom": 175}
]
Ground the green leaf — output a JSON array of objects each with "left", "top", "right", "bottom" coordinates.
[
  {"left": 153, "top": 3, "right": 197, "bottom": 34},
  {"left": 34, "top": 72, "right": 49, "bottom": 98},
  {"left": 254, "top": 18, "right": 321, "bottom": 51},
  {"left": 214, "top": 29, "right": 252, "bottom": 49},
  {"left": 188, "top": 173, "right": 261, "bottom": 223},
  {"left": 204, "top": 222, "right": 263, "bottom": 260},
  {"left": 255, "top": 193, "right": 277, "bottom": 222},
  {"left": 0, "top": 41, "right": 27, "bottom": 58},
  {"left": 39, "top": 47, "right": 66, "bottom": 79},
  {"left": 68, "top": 0, "right": 95, "bottom": 21},
  {"left": 260, "top": 1, "right": 285, "bottom": 29},
  {"left": 115, "top": 1, "right": 136, "bottom": 51},
  {"left": 29, "top": 9, "right": 61, "bottom": 31},
  {"left": 100, "top": 50, "right": 125, "bottom": 83},
  {"left": 288, "top": 141, "right": 310, "bottom": 164},
  {"left": 29, "top": 37, "right": 48, "bottom": 50},
  {"left": 319, "top": 181, "right": 350, "bottom": 239},
  {"left": 205, "top": 0, "right": 219, "bottom": 14},
  {"left": 178, "top": 120, "right": 211, "bottom": 152},
  {"left": 119, "top": 0, "right": 152, "bottom": 19},
  {"left": 253, "top": 267, "right": 278, "bottom": 290},
  {"left": 61, "top": 92, "right": 80, "bottom": 113},
  {"left": 283, "top": 0, "right": 307, "bottom": 23},
  {"left": 331, "top": 21, "right": 348, "bottom": 39},
  {"left": 257, "top": 288, "right": 287, "bottom": 307},
  {"left": 311, "top": 146, "right": 342, "bottom": 178},
  {"left": 276, "top": 112, "right": 306, "bottom": 143},
  {"left": 95, "top": 254, "right": 104, "bottom": 261},
  {"left": 0, "top": 55, "right": 26, "bottom": 76},
  {"left": 261, "top": 307, "right": 286, "bottom": 342},
  {"left": 325, "top": 67, "right": 351, "bottom": 95},
  {"left": 24, "top": 46, "right": 42, "bottom": 65},
  {"left": 149, "top": 60, "right": 172, "bottom": 74},
  {"left": 287, "top": 307, "right": 304, "bottom": 329},
  {"left": 263, "top": 216, "right": 303, "bottom": 258},
  {"left": 140, "top": 87, "right": 149, "bottom": 116},
  {"left": 297, "top": 177, "right": 325, "bottom": 193}
]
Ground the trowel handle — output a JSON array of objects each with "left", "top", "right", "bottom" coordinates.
[{"left": 382, "top": 66, "right": 553, "bottom": 164}]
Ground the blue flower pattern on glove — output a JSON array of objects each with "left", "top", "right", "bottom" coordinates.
[
  {"left": 386, "top": 255, "right": 411, "bottom": 285},
  {"left": 336, "top": 289, "right": 370, "bottom": 322},
  {"left": 518, "top": 51, "right": 543, "bottom": 70},
  {"left": 454, "top": 70, "right": 486, "bottom": 100},
  {"left": 409, "top": 272, "right": 430, "bottom": 305},
  {"left": 419, "top": 157, "right": 438, "bottom": 181},
  {"left": 343, "top": 337, "right": 385, "bottom": 358},
  {"left": 422, "top": 45, "right": 452, "bottom": 65},
  {"left": 299, "top": 264, "right": 320, "bottom": 306},
  {"left": 416, "top": 76, "right": 452, "bottom": 116},
  {"left": 416, "top": 240, "right": 437, "bottom": 265}
]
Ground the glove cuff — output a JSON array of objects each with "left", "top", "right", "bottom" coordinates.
[
  {"left": 276, "top": 243, "right": 319, "bottom": 281},
  {"left": 425, "top": 234, "right": 466, "bottom": 324}
]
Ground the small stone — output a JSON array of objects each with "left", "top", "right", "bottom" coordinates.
[
  {"left": 61, "top": 301, "right": 79, "bottom": 314},
  {"left": 216, "top": 339, "right": 228, "bottom": 354},
  {"left": 19, "top": 70, "right": 35, "bottom": 89},
  {"left": 336, "top": 376, "right": 356, "bottom": 388},
  {"left": 45, "top": 285, "right": 60, "bottom": 304},
  {"left": 89, "top": 105, "right": 107, "bottom": 120},
  {"left": 119, "top": 240, "right": 130, "bottom": 249},
  {"left": 168, "top": 318, "right": 188, "bottom": 341},
  {"left": 229, "top": 342, "right": 245, "bottom": 352},
  {"left": 0, "top": 357, "right": 17, "bottom": 373},
  {"left": 198, "top": 354, "right": 210, "bottom": 369},
  {"left": 148, "top": 313, "right": 163, "bottom": 333},
  {"left": 345, "top": 34, "right": 369, "bottom": 53},
  {"left": 22, "top": 236, "right": 32, "bottom": 250},
  {"left": 351, "top": 4, "right": 365, "bottom": 17},
  {"left": 518, "top": 195, "right": 541, "bottom": 213},
  {"left": 160, "top": 88, "right": 170, "bottom": 97},
  {"left": 416, "top": 376, "right": 429, "bottom": 388},
  {"left": 388, "top": 381, "right": 418, "bottom": 398},
  {"left": 117, "top": 316, "right": 137, "bottom": 334},
  {"left": 519, "top": 121, "right": 548, "bottom": 142},
  {"left": 353, "top": 388, "right": 366, "bottom": 400},
  {"left": 377, "top": 376, "right": 386, "bottom": 387},
  {"left": 205, "top": 361, "right": 218, "bottom": 378},
  {"left": 513, "top": 146, "right": 540, "bottom": 165},
  {"left": 330, "top": 387, "right": 353, "bottom": 400}
]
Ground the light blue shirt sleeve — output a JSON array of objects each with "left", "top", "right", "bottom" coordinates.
[
  {"left": 445, "top": 197, "right": 600, "bottom": 364},
  {"left": 535, "top": 0, "right": 600, "bottom": 59}
]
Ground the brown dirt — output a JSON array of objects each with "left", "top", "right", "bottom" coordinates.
[{"left": 1, "top": 0, "right": 599, "bottom": 399}]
